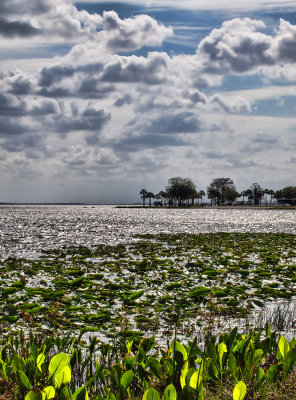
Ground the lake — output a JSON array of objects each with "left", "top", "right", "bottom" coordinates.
[{"left": 0, "top": 205, "right": 295, "bottom": 260}]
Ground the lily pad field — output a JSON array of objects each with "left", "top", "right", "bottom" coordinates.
[
  {"left": 1, "top": 232, "right": 296, "bottom": 339},
  {"left": 2, "top": 232, "right": 296, "bottom": 399}
]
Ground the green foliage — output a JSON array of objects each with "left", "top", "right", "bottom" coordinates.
[{"left": 1, "top": 327, "right": 296, "bottom": 400}]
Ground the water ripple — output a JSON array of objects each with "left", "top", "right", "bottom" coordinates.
[{"left": 0, "top": 205, "right": 295, "bottom": 259}]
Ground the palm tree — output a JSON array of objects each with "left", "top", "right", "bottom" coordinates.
[
  {"left": 199, "top": 190, "right": 205, "bottom": 205},
  {"left": 140, "top": 189, "right": 148, "bottom": 207},
  {"left": 240, "top": 190, "right": 247, "bottom": 204},
  {"left": 159, "top": 191, "right": 167, "bottom": 206},
  {"left": 147, "top": 192, "right": 155, "bottom": 207}
]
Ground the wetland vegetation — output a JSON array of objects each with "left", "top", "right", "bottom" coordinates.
[{"left": 1, "top": 232, "right": 296, "bottom": 399}]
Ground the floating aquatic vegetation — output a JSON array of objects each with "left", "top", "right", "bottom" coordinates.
[{"left": 0, "top": 232, "right": 296, "bottom": 341}]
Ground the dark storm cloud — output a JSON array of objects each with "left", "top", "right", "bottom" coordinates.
[
  {"left": 198, "top": 18, "right": 274, "bottom": 75},
  {"left": 1, "top": 132, "right": 43, "bottom": 153},
  {"left": 101, "top": 11, "right": 173, "bottom": 52},
  {"left": 39, "top": 66, "right": 76, "bottom": 87},
  {"left": 101, "top": 54, "right": 168, "bottom": 84},
  {"left": 0, "top": 0, "right": 50, "bottom": 16},
  {"left": 77, "top": 78, "right": 114, "bottom": 99},
  {"left": 0, "top": 116, "right": 30, "bottom": 136},
  {"left": 146, "top": 112, "right": 200, "bottom": 134},
  {"left": 114, "top": 134, "right": 187, "bottom": 152},
  {"left": 54, "top": 108, "right": 110, "bottom": 134},
  {"left": 0, "top": 93, "right": 26, "bottom": 116},
  {"left": 202, "top": 151, "right": 226, "bottom": 159},
  {"left": 114, "top": 94, "right": 133, "bottom": 107},
  {"left": 0, "top": 18, "right": 41, "bottom": 38},
  {"left": 0, "top": 93, "right": 58, "bottom": 117},
  {"left": 9, "top": 77, "right": 32, "bottom": 95},
  {"left": 39, "top": 63, "right": 103, "bottom": 87},
  {"left": 38, "top": 87, "right": 71, "bottom": 98},
  {"left": 276, "top": 19, "right": 296, "bottom": 62}
]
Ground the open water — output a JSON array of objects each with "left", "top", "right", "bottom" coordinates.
[{"left": 0, "top": 205, "right": 295, "bottom": 260}]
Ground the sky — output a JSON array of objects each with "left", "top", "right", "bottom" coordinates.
[{"left": 1, "top": 0, "right": 296, "bottom": 203}]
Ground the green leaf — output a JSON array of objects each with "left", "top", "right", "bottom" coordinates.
[
  {"left": 147, "top": 357, "right": 162, "bottom": 378},
  {"left": 256, "top": 368, "right": 265, "bottom": 383},
  {"left": 228, "top": 353, "right": 238, "bottom": 380},
  {"left": 180, "top": 360, "right": 189, "bottom": 389},
  {"left": 143, "top": 388, "right": 160, "bottom": 400},
  {"left": 12, "top": 354, "right": 26, "bottom": 373},
  {"left": 72, "top": 386, "right": 89, "bottom": 400},
  {"left": 233, "top": 381, "right": 246, "bottom": 400},
  {"left": 278, "top": 336, "right": 290, "bottom": 360},
  {"left": 18, "top": 370, "right": 32, "bottom": 390},
  {"left": 120, "top": 370, "right": 134, "bottom": 391},
  {"left": 189, "top": 364, "right": 203, "bottom": 390},
  {"left": 126, "top": 339, "right": 133, "bottom": 353},
  {"left": 218, "top": 342, "right": 227, "bottom": 369},
  {"left": 25, "top": 391, "right": 36, "bottom": 400},
  {"left": 170, "top": 341, "right": 188, "bottom": 362},
  {"left": 54, "top": 365, "right": 71, "bottom": 388},
  {"left": 37, "top": 353, "right": 45, "bottom": 373},
  {"left": 130, "top": 290, "right": 145, "bottom": 300},
  {"left": 283, "top": 348, "right": 296, "bottom": 379},
  {"left": 42, "top": 386, "right": 55, "bottom": 400},
  {"left": 48, "top": 353, "right": 69, "bottom": 379},
  {"left": 266, "top": 365, "right": 278, "bottom": 384},
  {"left": 163, "top": 384, "right": 177, "bottom": 400}
]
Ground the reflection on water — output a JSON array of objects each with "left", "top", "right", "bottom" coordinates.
[{"left": 0, "top": 205, "right": 295, "bottom": 259}]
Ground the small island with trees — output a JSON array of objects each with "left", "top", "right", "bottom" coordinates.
[{"left": 140, "top": 177, "right": 296, "bottom": 207}]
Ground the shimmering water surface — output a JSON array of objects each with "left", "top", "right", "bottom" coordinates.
[{"left": 0, "top": 205, "right": 295, "bottom": 260}]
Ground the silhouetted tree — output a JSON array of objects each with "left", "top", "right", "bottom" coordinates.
[
  {"left": 147, "top": 192, "right": 155, "bottom": 207},
  {"left": 207, "top": 178, "right": 236, "bottom": 205},
  {"left": 165, "top": 177, "right": 197, "bottom": 206},
  {"left": 140, "top": 189, "right": 148, "bottom": 207},
  {"left": 274, "top": 186, "right": 296, "bottom": 204},
  {"left": 198, "top": 190, "right": 205, "bottom": 205},
  {"left": 249, "top": 183, "right": 264, "bottom": 205}
]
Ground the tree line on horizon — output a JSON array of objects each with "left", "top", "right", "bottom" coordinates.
[{"left": 140, "top": 177, "right": 296, "bottom": 207}]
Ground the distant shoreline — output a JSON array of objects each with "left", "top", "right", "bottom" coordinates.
[{"left": 0, "top": 203, "right": 295, "bottom": 210}]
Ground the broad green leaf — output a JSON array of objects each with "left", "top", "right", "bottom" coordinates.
[
  {"left": 256, "top": 368, "right": 265, "bottom": 383},
  {"left": 180, "top": 360, "right": 189, "bottom": 389},
  {"left": 42, "top": 386, "right": 55, "bottom": 400},
  {"left": 266, "top": 365, "right": 278, "bottom": 384},
  {"left": 130, "top": 290, "right": 145, "bottom": 300},
  {"left": 120, "top": 370, "right": 134, "bottom": 391},
  {"left": 25, "top": 391, "right": 36, "bottom": 400},
  {"left": 290, "top": 338, "right": 296, "bottom": 350},
  {"left": 126, "top": 339, "right": 133, "bottom": 353},
  {"left": 278, "top": 336, "right": 290, "bottom": 360},
  {"left": 18, "top": 370, "right": 32, "bottom": 390},
  {"left": 163, "top": 384, "right": 177, "bottom": 400},
  {"left": 54, "top": 365, "right": 71, "bottom": 388},
  {"left": 12, "top": 354, "right": 26, "bottom": 372},
  {"left": 283, "top": 348, "right": 296, "bottom": 379},
  {"left": 147, "top": 357, "right": 162, "bottom": 378},
  {"left": 37, "top": 353, "right": 45, "bottom": 373},
  {"left": 143, "top": 388, "right": 160, "bottom": 400},
  {"left": 228, "top": 353, "right": 238, "bottom": 380},
  {"left": 48, "top": 353, "right": 70, "bottom": 379},
  {"left": 218, "top": 342, "right": 227, "bottom": 369},
  {"left": 233, "top": 381, "right": 246, "bottom": 400},
  {"left": 72, "top": 386, "right": 89, "bottom": 400},
  {"left": 170, "top": 341, "right": 188, "bottom": 362},
  {"left": 189, "top": 364, "right": 203, "bottom": 390}
]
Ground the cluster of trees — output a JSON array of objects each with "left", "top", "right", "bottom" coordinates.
[
  {"left": 140, "top": 177, "right": 296, "bottom": 207},
  {"left": 140, "top": 178, "right": 205, "bottom": 207}
]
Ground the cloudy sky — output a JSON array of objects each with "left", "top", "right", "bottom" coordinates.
[{"left": 1, "top": 0, "right": 296, "bottom": 203}]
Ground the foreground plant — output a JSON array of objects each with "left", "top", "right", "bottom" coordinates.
[{"left": 1, "top": 324, "right": 296, "bottom": 400}]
